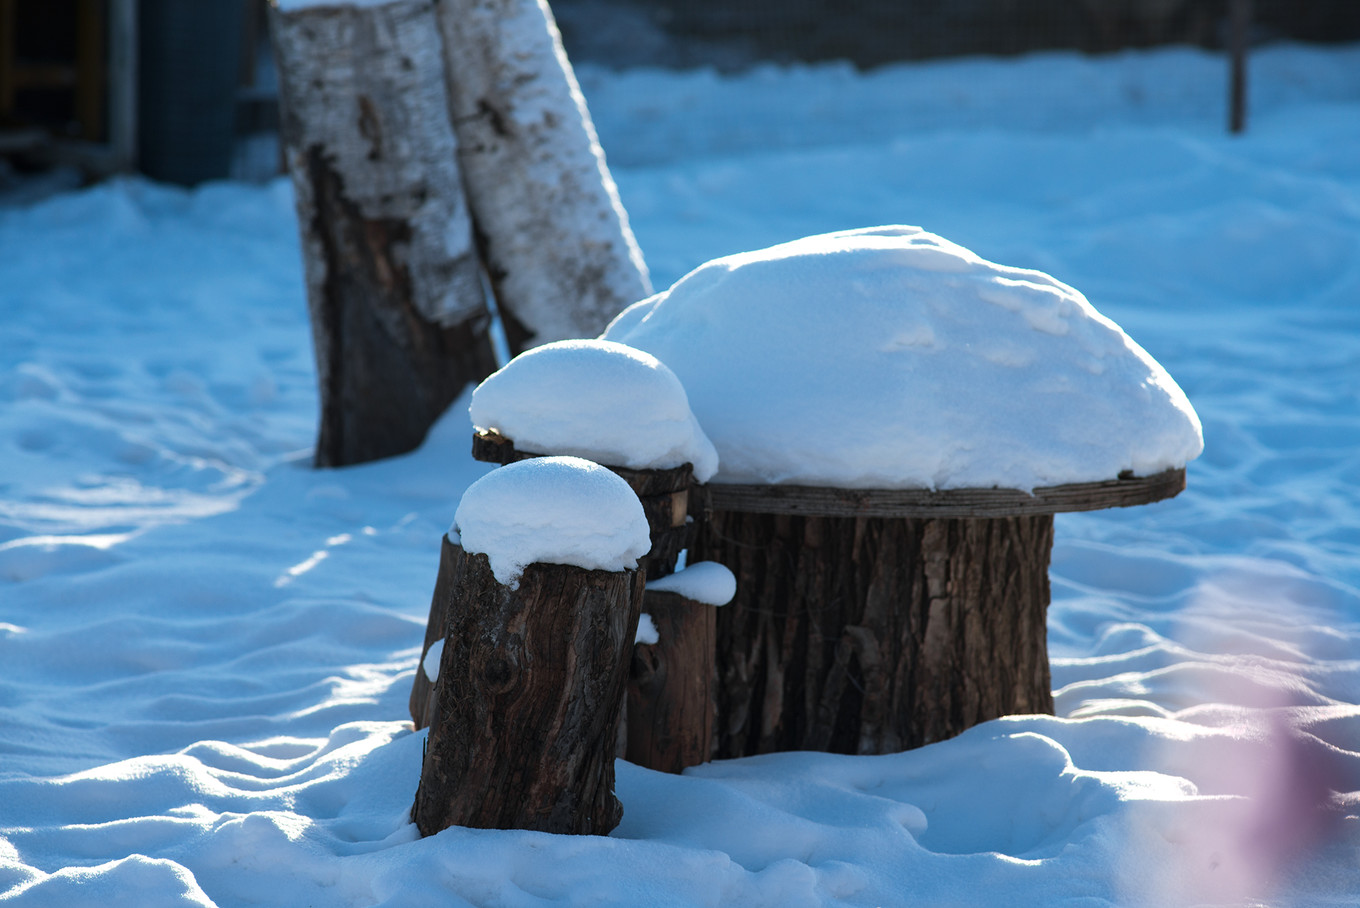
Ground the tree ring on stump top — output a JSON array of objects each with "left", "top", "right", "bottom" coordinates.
[{"left": 700, "top": 467, "right": 1186, "bottom": 519}]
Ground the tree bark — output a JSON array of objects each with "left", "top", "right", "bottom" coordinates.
[
  {"left": 408, "top": 535, "right": 460, "bottom": 732},
  {"left": 271, "top": 0, "right": 495, "bottom": 467},
  {"left": 627, "top": 588, "right": 716, "bottom": 773},
  {"left": 691, "top": 510, "right": 1054, "bottom": 757},
  {"left": 434, "top": 0, "right": 651, "bottom": 351},
  {"left": 412, "top": 539, "right": 641, "bottom": 836}
]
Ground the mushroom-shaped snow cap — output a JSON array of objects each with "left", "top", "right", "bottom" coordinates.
[
  {"left": 470, "top": 339, "right": 719, "bottom": 483},
  {"left": 603, "top": 225, "right": 1203, "bottom": 492},
  {"left": 452, "top": 456, "right": 652, "bottom": 587}
]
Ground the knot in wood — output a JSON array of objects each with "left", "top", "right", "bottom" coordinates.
[{"left": 482, "top": 649, "right": 521, "bottom": 695}]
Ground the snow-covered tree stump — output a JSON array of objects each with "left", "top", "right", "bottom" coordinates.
[
  {"left": 411, "top": 541, "right": 642, "bottom": 835},
  {"left": 271, "top": 0, "right": 494, "bottom": 467},
  {"left": 411, "top": 458, "right": 650, "bottom": 836},
  {"left": 434, "top": 0, "right": 651, "bottom": 350},
  {"left": 472, "top": 429, "right": 693, "bottom": 579},
  {"left": 463, "top": 339, "right": 718, "bottom": 577},
  {"left": 691, "top": 472, "right": 1187, "bottom": 757}
]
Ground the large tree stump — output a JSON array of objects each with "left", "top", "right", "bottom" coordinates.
[
  {"left": 690, "top": 470, "right": 1186, "bottom": 757},
  {"left": 411, "top": 538, "right": 642, "bottom": 836},
  {"left": 271, "top": 0, "right": 495, "bottom": 467},
  {"left": 627, "top": 588, "right": 716, "bottom": 773},
  {"left": 434, "top": 0, "right": 651, "bottom": 351}
]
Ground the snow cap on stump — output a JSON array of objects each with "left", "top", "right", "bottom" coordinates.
[
  {"left": 604, "top": 225, "right": 1204, "bottom": 492},
  {"left": 452, "top": 455, "right": 652, "bottom": 587},
  {"left": 646, "top": 561, "right": 737, "bottom": 607},
  {"left": 470, "top": 339, "right": 719, "bottom": 482}
]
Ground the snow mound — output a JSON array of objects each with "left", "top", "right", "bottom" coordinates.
[
  {"left": 452, "top": 456, "right": 652, "bottom": 587},
  {"left": 646, "top": 561, "right": 737, "bottom": 606},
  {"left": 604, "top": 226, "right": 1204, "bottom": 491},
  {"left": 470, "top": 339, "right": 719, "bottom": 482}
]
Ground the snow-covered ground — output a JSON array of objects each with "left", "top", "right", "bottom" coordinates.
[{"left": 3, "top": 41, "right": 1360, "bottom": 907}]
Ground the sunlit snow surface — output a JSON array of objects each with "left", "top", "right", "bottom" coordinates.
[
  {"left": 3, "top": 42, "right": 1360, "bottom": 907},
  {"left": 469, "top": 338, "right": 719, "bottom": 481},
  {"left": 452, "top": 455, "right": 651, "bottom": 586},
  {"left": 604, "top": 225, "right": 1203, "bottom": 490}
]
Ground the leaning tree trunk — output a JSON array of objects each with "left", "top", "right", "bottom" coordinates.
[
  {"left": 412, "top": 540, "right": 641, "bottom": 836},
  {"left": 435, "top": 0, "right": 651, "bottom": 351},
  {"left": 271, "top": 0, "right": 495, "bottom": 467},
  {"left": 691, "top": 511, "right": 1055, "bottom": 757}
]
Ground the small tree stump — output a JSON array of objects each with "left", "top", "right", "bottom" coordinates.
[
  {"left": 690, "top": 470, "right": 1186, "bottom": 757},
  {"left": 411, "top": 538, "right": 642, "bottom": 836},
  {"left": 467, "top": 429, "right": 708, "bottom": 772},
  {"left": 271, "top": 0, "right": 494, "bottom": 467},
  {"left": 626, "top": 589, "right": 716, "bottom": 773}
]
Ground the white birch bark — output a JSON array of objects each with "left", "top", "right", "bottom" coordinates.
[
  {"left": 272, "top": 0, "right": 495, "bottom": 465},
  {"left": 435, "top": 0, "right": 653, "bottom": 348}
]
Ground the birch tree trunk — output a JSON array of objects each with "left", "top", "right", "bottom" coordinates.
[
  {"left": 271, "top": 0, "right": 495, "bottom": 467},
  {"left": 435, "top": 0, "right": 652, "bottom": 351}
]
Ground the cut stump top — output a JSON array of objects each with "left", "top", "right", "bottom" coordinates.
[
  {"left": 700, "top": 468, "right": 1186, "bottom": 518},
  {"left": 474, "top": 428, "right": 1186, "bottom": 518}
]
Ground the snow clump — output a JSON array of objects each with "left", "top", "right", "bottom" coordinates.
[
  {"left": 470, "top": 339, "right": 719, "bottom": 482},
  {"left": 422, "top": 639, "right": 444, "bottom": 683},
  {"left": 452, "top": 456, "right": 652, "bottom": 587},
  {"left": 604, "top": 225, "right": 1204, "bottom": 492},
  {"left": 635, "top": 613, "right": 660, "bottom": 646},
  {"left": 645, "top": 561, "right": 737, "bottom": 606}
]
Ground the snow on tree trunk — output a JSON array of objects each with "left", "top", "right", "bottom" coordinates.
[
  {"left": 271, "top": 0, "right": 494, "bottom": 467},
  {"left": 435, "top": 0, "right": 652, "bottom": 351},
  {"left": 692, "top": 511, "right": 1056, "bottom": 757},
  {"left": 411, "top": 538, "right": 641, "bottom": 836}
]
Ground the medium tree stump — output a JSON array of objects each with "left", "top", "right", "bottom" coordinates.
[
  {"left": 271, "top": 0, "right": 494, "bottom": 467},
  {"left": 690, "top": 470, "right": 1186, "bottom": 757},
  {"left": 467, "top": 429, "right": 706, "bottom": 772},
  {"left": 411, "top": 539, "right": 642, "bottom": 836},
  {"left": 626, "top": 589, "right": 716, "bottom": 773}
]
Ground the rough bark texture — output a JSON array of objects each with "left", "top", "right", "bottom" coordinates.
[
  {"left": 271, "top": 0, "right": 494, "bottom": 467},
  {"left": 412, "top": 540, "right": 641, "bottom": 836},
  {"left": 435, "top": 0, "right": 651, "bottom": 350},
  {"left": 627, "top": 589, "right": 716, "bottom": 773},
  {"left": 691, "top": 511, "right": 1055, "bottom": 757}
]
